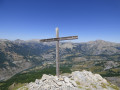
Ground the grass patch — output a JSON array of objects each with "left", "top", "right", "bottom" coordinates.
[
  {"left": 110, "top": 84, "right": 119, "bottom": 90},
  {"left": 76, "top": 81, "right": 80, "bottom": 85},
  {"left": 0, "top": 83, "right": 4, "bottom": 86},
  {"left": 9, "top": 83, "right": 26, "bottom": 90},
  {"left": 91, "top": 83, "right": 97, "bottom": 88},
  {"left": 107, "top": 81, "right": 119, "bottom": 90},
  {"left": 101, "top": 83, "right": 107, "bottom": 88},
  {"left": 78, "top": 86, "right": 82, "bottom": 88}
]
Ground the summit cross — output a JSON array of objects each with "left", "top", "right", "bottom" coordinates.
[{"left": 40, "top": 27, "right": 78, "bottom": 77}]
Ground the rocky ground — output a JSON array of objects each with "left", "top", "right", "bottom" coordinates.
[
  {"left": 105, "top": 77, "right": 120, "bottom": 87},
  {"left": 17, "top": 70, "right": 119, "bottom": 90}
]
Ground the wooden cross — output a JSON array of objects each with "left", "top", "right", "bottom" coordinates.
[{"left": 40, "top": 27, "right": 78, "bottom": 77}]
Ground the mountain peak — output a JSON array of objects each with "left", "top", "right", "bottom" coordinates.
[
  {"left": 18, "top": 70, "right": 119, "bottom": 90},
  {"left": 88, "top": 40, "right": 107, "bottom": 43}
]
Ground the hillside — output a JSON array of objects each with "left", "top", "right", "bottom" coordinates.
[{"left": 0, "top": 39, "right": 54, "bottom": 81}]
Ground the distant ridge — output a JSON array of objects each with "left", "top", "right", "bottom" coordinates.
[{"left": 0, "top": 39, "right": 120, "bottom": 44}]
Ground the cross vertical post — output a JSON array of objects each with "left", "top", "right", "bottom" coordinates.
[
  {"left": 56, "top": 27, "right": 59, "bottom": 77},
  {"left": 40, "top": 27, "right": 78, "bottom": 77}
]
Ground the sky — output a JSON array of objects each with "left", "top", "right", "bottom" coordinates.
[{"left": 0, "top": 0, "right": 120, "bottom": 43}]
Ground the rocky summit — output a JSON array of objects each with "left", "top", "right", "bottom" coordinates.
[{"left": 18, "top": 70, "right": 119, "bottom": 90}]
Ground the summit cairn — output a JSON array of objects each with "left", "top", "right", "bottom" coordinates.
[{"left": 18, "top": 70, "right": 119, "bottom": 90}]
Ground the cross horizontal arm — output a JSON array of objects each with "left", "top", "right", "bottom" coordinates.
[{"left": 40, "top": 36, "right": 78, "bottom": 42}]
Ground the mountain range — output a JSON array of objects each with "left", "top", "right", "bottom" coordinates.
[{"left": 0, "top": 39, "right": 120, "bottom": 82}]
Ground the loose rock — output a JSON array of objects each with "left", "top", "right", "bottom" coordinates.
[{"left": 18, "top": 70, "right": 119, "bottom": 90}]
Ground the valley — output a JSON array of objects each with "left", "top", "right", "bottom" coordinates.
[{"left": 0, "top": 39, "right": 120, "bottom": 89}]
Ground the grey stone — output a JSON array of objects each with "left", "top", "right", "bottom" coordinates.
[
  {"left": 18, "top": 70, "right": 119, "bottom": 90},
  {"left": 64, "top": 77, "right": 70, "bottom": 83},
  {"left": 70, "top": 80, "right": 77, "bottom": 87}
]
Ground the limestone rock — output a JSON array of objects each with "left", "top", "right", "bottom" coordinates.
[{"left": 18, "top": 70, "right": 119, "bottom": 90}]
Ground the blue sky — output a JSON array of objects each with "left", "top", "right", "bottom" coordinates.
[{"left": 0, "top": 0, "right": 120, "bottom": 42}]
